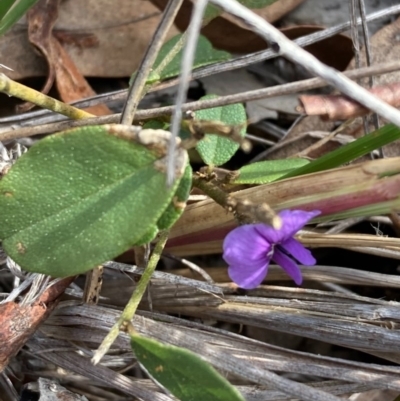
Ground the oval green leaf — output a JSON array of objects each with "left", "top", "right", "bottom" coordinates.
[
  {"left": 0, "top": 125, "right": 187, "bottom": 277},
  {"left": 195, "top": 94, "right": 247, "bottom": 166},
  {"left": 130, "top": 333, "right": 245, "bottom": 401},
  {"left": 233, "top": 158, "right": 310, "bottom": 184}
]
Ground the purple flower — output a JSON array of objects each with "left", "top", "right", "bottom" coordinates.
[{"left": 223, "top": 209, "right": 320, "bottom": 289}]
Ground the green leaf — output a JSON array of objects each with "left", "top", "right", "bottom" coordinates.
[
  {"left": 157, "top": 164, "right": 192, "bottom": 230},
  {"left": 280, "top": 124, "right": 400, "bottom": 180},
  {"left": 233, "top": 158, "right": 310, "bottom": 184},
  {"left": 195, "top": 94, "right": 247, "bottom": 166},
  {"left": 0, "top": 0, "right": 40, "bottom": 36},
  {"left": 203, "top": 0, "right": 278, "bottom": 23},
  {"left": 0, "top": 0, "right": 16, "bottom": 22},
  {"left": 152, "top": 34, "right": 231, "bottom": 81},
  {"left": 238, "top": 0, "right": 279, "bottom": 7},
  {"left": 203, "top": 4, "right": 222, "bottom": 22},
  {"left": 130, "top": 333, "right": 245, "bottom": 401},
  {"left": 0, "top": 125, "right": 187, "bottom": 277},
  {"left": 142, "top": 120, "right": 169, "bottom": 130}
]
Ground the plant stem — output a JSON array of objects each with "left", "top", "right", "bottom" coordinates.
[
  {"left": 92, "top": 230, "right": 170, "bottom": 365},
  {"left": 0, "top": 73, "right": 93, "bottom": 120},
  {"left": 168, "top": 0, "right": 208, "bottom": 185}
]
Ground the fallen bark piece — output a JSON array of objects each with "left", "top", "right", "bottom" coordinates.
[{"left": 0, "top": 276, "right": 74, "bottom": 372}]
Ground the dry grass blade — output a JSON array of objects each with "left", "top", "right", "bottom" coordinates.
[{"left": 34, "top": 301, "right": 400, "bottom": 399}]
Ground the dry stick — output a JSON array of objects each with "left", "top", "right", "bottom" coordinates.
[
  {"left": 0, "top": 74, "right": 93, "bottom": 120},
  {"left": 1, "top": 61, "right": 400, "bottom": 143},
  {"left": 168, "top": 0, "right": 208, "bottom": 186},
  {"left": 210, "top": 0, "right": 400, "bottom": 128},
  {"left": 1, "top": 4, "right": 399, "bottom": 126},
  {"left": 358, "top": 0, "right": 382, "bottom": 155},
  {"left": 350, "top": 0, "right": 371, "bottom": 145},
  {"left": 120, "top": 0, "right": 183, "bottom": 125}
]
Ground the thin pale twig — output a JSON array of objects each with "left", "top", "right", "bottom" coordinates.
[
  {"left": 120, "top": 0, "right": 183, "bottom": 125},
  {"left": 168, "top": 0, "right": 208, "bottom": 185}
]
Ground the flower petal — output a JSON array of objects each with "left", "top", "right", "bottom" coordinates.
[
  {"left": 228, "top": 260, "right": 269, "bottom": 289},
  {"left": 272, "top": 247, "right": 303, "bottom": 285},
  {"left": 223, "top": 224, "right": 272, "bottom": 267},
  {"left": 281, "top": 237, "right": 316, "bottom": 265},
  {"left": 254, "top": 209, "right": 320, "bottom": 244}
]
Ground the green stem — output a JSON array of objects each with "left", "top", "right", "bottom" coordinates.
[
  {"left": 0, "top": 73, "right": 93, "bottom": 120},
  {"left": 92, "top": 230, "right": 170, "bottom": 364}
]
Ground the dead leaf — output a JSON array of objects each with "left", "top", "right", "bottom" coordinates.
[
  {"left": 281, "top": 26, "right": 353, "bottom": 71},
  {"left": 51, "top": 37, "right": 111, "bottom": 115},
  {"left": 299, "top": 82, "right": 400, "bottom": 120},
  {"left": 21, "top": 0, "right": 111, "bottom": 115},
  {"left": 0, "top": 0, "right": 179, "bottom": 80}
]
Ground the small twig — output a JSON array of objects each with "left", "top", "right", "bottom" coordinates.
[
  {"left": 0, "top": 74, "right": 93, "bottom": 120},
  {"left": 120, "top": 0, "right": 183, "bottom": 125},
  {"left": 210, "top": 0, "right": 400, "bottom": 127},
  {"left": 358, "top": 0, "right": 382, "bottom": 155},
  {"left": 92, "top": 230, "right": 169, "bottom": 365},
  {"left": 192, "top": 174, "right": 231, "bottom": 209},
  {"left": 192, "top": 175, "right": 280, "bottom": 228},
  {"left": 168, "top": 0, "right": 208, "bottom": 185},
  {"left": 350, "top": 0, "right": 373, "bottom": 150},
  {"left": 162, "top": 252, "right": 215, "bottom": 284},
  {"left": 2, "top": 61, "right": 399, "bottom": 142}
]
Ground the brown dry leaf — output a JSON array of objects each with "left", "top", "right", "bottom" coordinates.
[
  {"left": 299, "top": 82, "right": 400, "bottom": 120},
  {"left": 0, "top": 0, "right": 179, "bottom": 80},
  {"left": 0, "top": 277, "right": 74, "bottom": 372},
  {"left": 151, "top": 0, "right": 305, "bottom": 52},
  {"left": 282, "top": 26, "right": 353, "bottom": 71},
  {"left": 51, "top": 38, "right": 111, "bottom": 115},
  {"left": 21, "top": 0, "right": 110, "bottom": 115}
]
